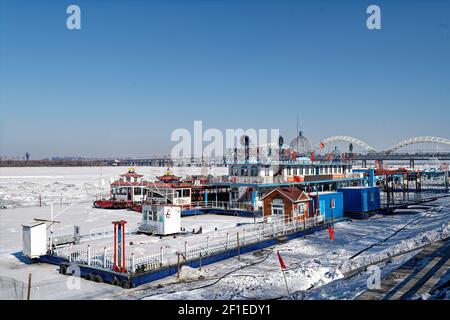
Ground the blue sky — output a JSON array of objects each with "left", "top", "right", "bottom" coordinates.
[{"left": 0, "top": 0, "right": 449, "bottom": 159}]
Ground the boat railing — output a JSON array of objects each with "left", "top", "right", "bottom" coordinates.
[{"left": 190, "top": 201, "right": 254, "bottom": 211}]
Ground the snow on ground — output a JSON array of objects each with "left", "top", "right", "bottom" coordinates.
[{"left": 0, "top": 166, "right": 227, "bottom": 209}]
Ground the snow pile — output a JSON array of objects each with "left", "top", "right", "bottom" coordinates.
[
  {"left": 178, "top": 266, "right": 207, "bottom": 282},
  {"left": 339, "top": 222, "right": 450, "bottom": 275}
]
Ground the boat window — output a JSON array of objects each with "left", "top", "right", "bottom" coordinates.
[
  {"left": 134, "top": 187, "right": 142, "bottom": 195},
  {"left": 183, "top": 189, "right": 190, "bottom": 197}
]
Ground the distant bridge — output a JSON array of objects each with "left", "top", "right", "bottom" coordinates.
[
  {"left": 312, "top": 135, "right": 450, "bottom": 155},
  {"left": 315, "top": 153, "right": 450, "bottom": 161}
]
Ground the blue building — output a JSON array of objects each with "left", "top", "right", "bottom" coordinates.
[
  {"left": 337, "top": 186, "right": 381, "bottom": 214},
  {"left": 312, "top": 191, "right": 344, "bottom": 222}
]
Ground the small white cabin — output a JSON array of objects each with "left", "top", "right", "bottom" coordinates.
[
  {"left": 138, "top": 204, "right": 181, "bottom": 235},
  {"left": 22, "top": 221, "right": 47, "bottom": 259}
]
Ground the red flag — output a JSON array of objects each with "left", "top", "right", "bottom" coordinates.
[{"left": 277, "top": 250, "right": 286, "bottom": 269}]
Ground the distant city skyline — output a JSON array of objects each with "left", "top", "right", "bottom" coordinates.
[{"left": 1, "top": 0, "right": 449, "bottom": 159}]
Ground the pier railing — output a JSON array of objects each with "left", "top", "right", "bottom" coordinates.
[
  {"left": 190, "top": 201, "right": 254, "bottom": 212},
  {"left": 56, "top": 216, "right": 321, "bottom": 275}
]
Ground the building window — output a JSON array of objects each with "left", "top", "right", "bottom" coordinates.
[
  {"left": 330, "top": 198, "right": 335, "bottom": 209},
  {"left": 231, "top": 166, "right": 238, "bottom": 176},
  {"left": 271, "top": 199, "right": 284, "bottom": 216},
  {"left": 241, "top": 166, "right": 248, "bottom": 176},
  {"left": 251, "top": 166, "right": 258, "bottom": 176},
  {"left": 297, "top": 203, "right": 306, "bottom": 216}
]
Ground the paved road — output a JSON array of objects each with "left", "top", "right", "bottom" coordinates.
[{"left": 357, "top": 238, "right": 450, "bottom": 300}]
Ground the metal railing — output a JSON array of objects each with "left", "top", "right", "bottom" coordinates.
[
  {"left": 54, "top": 216, "right": 321, "bottom": 275},
  {"left": 190, "top": 201, "right": 254, "bottom": 211}
]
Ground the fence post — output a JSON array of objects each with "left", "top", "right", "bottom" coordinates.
[
  {"left": 236, "top": 232, "right": 241, "bottom": 261},
  {"left": 184, "top": 241, "right": 187, "bottom": 261},
  {"left": 177, "top": 253, "right": 181, "bottom": 279},
  {"left": 87, "top": 245, "right": 91, "bottom": 266},
  {"left": 226, "top": 233, "right": 229, "bottom": 250},
  {"left": 103, "top": 247, "right": 107, "bottom": 268},
  {"left": 206, "top": 237, "right": 209, "bottom": 254},
  {"left": 160, "top": 247, "right": 164, "bottom": 267},
  {"left": 131, "top": 253, "right": 135, "bottom": 273}
]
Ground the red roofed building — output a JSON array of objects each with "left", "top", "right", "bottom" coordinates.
[{"left": 261, "top": 187, "right": 311, "bottom": 222}]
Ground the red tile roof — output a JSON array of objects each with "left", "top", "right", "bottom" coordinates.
[{"left": 262, "top": 187, "right": 310, "bottom": 202}]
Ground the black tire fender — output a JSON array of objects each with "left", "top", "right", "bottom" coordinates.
[
  {"left": 111, "top": 278, "right": 121, "bottom": 286},
  {"left": 121, "top": 280, "right": 131, "bottom": 289}
]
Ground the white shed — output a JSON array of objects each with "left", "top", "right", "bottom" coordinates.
[
  {"left": 22, "top": 221, "right": 47, "bottom": 259},
  {"left": 138, "top": 205, "right": 181, "bottom": 235}
]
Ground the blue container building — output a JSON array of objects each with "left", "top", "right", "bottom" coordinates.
[
  {"left": 312, "top": 192, "right": 344, "bottom": 222},
  {"left": 337, "top": 186, "right": 381, "bottom": 213}
]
